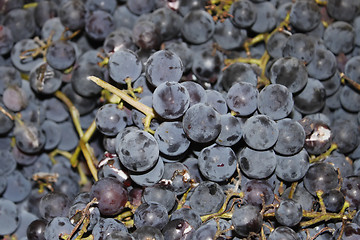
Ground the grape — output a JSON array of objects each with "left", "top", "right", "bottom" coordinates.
[
  {"left": 181, "top": 10, "right": 214, "bottom": 44},
  {"left": 282, "top": 184, "right": 315, "bottom": 212},
  {"left": 85, "top": 10, "right": 115, "bottom": 41},
  {"left": 332, "top": 119, "right": 359, "bottom": 154},
  {"left": 161, "top": 162, "right": 191, "bottom": 195},
  {"left": 307, "top": 48, "right": 337, "bottom": 80},
  {"left": 216, "top": 114, "right": 243, "bottom": 146},
  {"left": 108, "top": 49, "right": 142, "bottom": 84},
  {"left": 226, "top": 82, "right": 258, "bottom": 116},
  {"left": 213, "top": 18, "right": 247, "bottom": 50},
  {"left": 142, "top": 184, "right": 176, "bottom": 212},
  {"left": 258, "top": 84, "right": 293, "bottom": 120},
  {"left": 327, "top": 0, "right": 359, "bottom": 22},
  {"left": 170, "top": 208, "right": 202, "bottom": 230},
  {"left": 243, "top": 180, "right": 274, "bottom": 207},
  {"left": 274, "top": 118, "right": 305, "bottom": 155},
  {"left": 105, "top": 231, "right": 135, "bottom": 240},
  {"left": 127, "top": 0, "right": 155, "bottom": 15},
  {"left": 145, "top": 50, "right": 184, "bottom": 87},
  {"left": 59, "top": 0, "right": 86, "bottom": 31},
  {"left": 182, "top": 103, "right": 221, "bottom": 143},
  {"left": 154, "top": 121, "right": 190, "bottom": 156},
  {"left": 270, "top": 57, "right": 308, "bottom": 93},
  {"left": 294, "top": 78, "right": 326, "bottom": 115},
  {"left": 191, "top": 48, "right": 223, "bottom": 84},
  {"left": 46, "top": 40, "right": 76, "bottom": 71},
  {"left": 322, "top": 189, "right": 345, "bottom": 213},
  {"left": 275, "top": 199, "right": 303, "bottom": 227},
  {"left": 11, "top": 39, "right": 45, "bottom": 74},
  {"left": 289, "top": 0, "right": 321, "bottom": 32},
  {"left": 92, "top": 218, "right": 128, "bottom": 240},
  {"left": 180, "top": 81, "right": 207, "bottom": 107},
  {"left": 198, "top": 143, "right": 236, "bottom": 182},
  {"left": 242, "top": 114, "right": 279, "bottom": 150},
  {"left": 147, "top": 7, "right": 182, "bottom": 41},
  {"left": 0, "top": 25, "right": 13, "bottom": 55},
  {"left": 152, "top": 82, "right": 190, "bottom": 120},
  {"left": 341, "top": 176, "right": 360, "bottom": 210},
  {"left": 332, "top": 223, "right": 360, "bottom": 240},
  {"left": 303, "top": 162, "right": 339, "bottom": 196},
  {"left": 44, "top": 217, "right": 74, "bottom": 240},
  {"left": 282, "top": 33, "right": 315, "bottom": 64},
  {"left": 134, "top": 202, "right": 169, "bottom": 229},
  {"left": 220, "top": 62, "right": 257, "bottom": 91},
  {"left": 3, "top": 8, "right": 35, "bottom": 43},
  {"left": 90, "top": 177, "right": 128, "bottom": 216},
  {"left": 229, "top": 0, "right": 257, "bottom": 28},
  {"left": 29, "top": 62, "right": 62, "bottom": 96},
  {"left": 268, "top": 226, "right": 300, "bottom": 240},
  {"left": 39, "top": 192, "right": 71, "bottom": 221},
  {"left": 205, "top": 89, "right": 228, "bottom": 115},
  {"left": 132, "top": 226, "right": 164, "bottom": 240},
  {"left": 324, "top": 151, "right": 353, "bottom": 178},
  {"left": 275, "top": 149, "right": 309, "bottom": 182},
  {"left": 232, "top": 204, "right": 262, "bottom": 237},
  {"left": 162, "top": 218, "right": 194, "bottom": 240},
  {"left": 95, "top": 103, "right": 129, "bottom": 137},
  {"left": 250, "top": 2, "right": 277, "bottom": 33},
  {"left": 0, "top": 198, "right": 20, "bottom": 235},
  {"left": 266, "top": 31, "right": 288, "bottom": 59},
  {"left": 239, "top": 147, "right": 276, "bottom": 179},
  {"left": 116, "top": 128, "right": 159, "bottom": 172},
  {"left": 132, "top": 20, "right": 162, "bottom": 50},
  {"left": 323, "top": 21, "right": 355, "bottom": 55},
  {"left": 189, "top": 181, "right": 225, "bottom": 216},
  {"left": 27, "top": 219, "right": 47, "bottom": 240}
]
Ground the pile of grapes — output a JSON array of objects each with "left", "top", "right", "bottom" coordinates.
[{"left": 1, "top": 0, "right": 360, "bottom": 239}]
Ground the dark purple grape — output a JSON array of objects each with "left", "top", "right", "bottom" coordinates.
[
  {"left": 232, "top": 204, "right": 263, "bottom": 237},
  {"left": 303, "top": 162, "right": 339, "bottom": 196},
  {"left": 90, "top": 177, "right": 128, "bottom": 216},
  {"left": 239, "top": 147, "right": 277, "bottom": 179},
  {"left": 220, "top": 62, "right": 258, "bottom": 91},
  {"left": 152, "top": 82, "right": 190, "bottom": 120},
  {"left": 268, "top": 226, "right": 300, "bottom": 240},
  {"left": 39, "top": 192, "right": 71, "bottom": 221},
  {"left": 134, "top": 202, "right": 169, "bottom": 230},
  {"left": 181, "top": 10, "right": 215, "bottom": 44},
  {"left": 145, "top": 50, "right": 184, "bottom": 87},
  {"left": 116, "top": 128, "right": 159, "bottom": 172},
  {"left": 242, "top": 114, "right": 279, "bottom": 150},
  {"left": 323, "top": 21, "right": 355, "bottom": 55},
  {"left": 270, "top": 57, "right": 308, "bottom": 93},
  {"left": 132, "top": 20, "right": 162, "bottom": 50},
  {"left": 322, "top": 189, "right": 345, "bottom": 213},
  {"left": 0, "top": 198, "right": 20, "bottom": 235},
  {"left": 182, "top": 103, "right": 221, "bottom": 143},
  {"left": 341, "top": 176, "right": 360, "bottom": 210},
  {"left": 27, "top": 219, "right": 47, "bottom": 240},
  {"left": 226, "top": 82, "right": 258, "bottom": 116},
  {"left": 258, "top": 83, "right": 293, "bottom": 120},
  {"left": 59, "top": 0, "right": 86, "bottom": 31},
  {"left": 289, "top": 0, "right": 321, "bottom": 32},
  {"left": 0, "top": 25, "right": 13, "bottom": 55},
  {"left": 243, "top": 180, "right": 274, "bottom": 207},
  {"left": 229, "top": 0, "right": 257, "bottom": 28},
  {"left": 3, "top": 8, "right": 35, "bottom": 43},
  {"left": 274, "top": 118, "right": 305, "bottom": 155},
  {"left": 189, "top": 181, "right": 225, "bottom": 216},
  {"left": 282, "top": 33, "right": 315, "bottom": 64},
  {"left": 198, "top": 143, "right": 237, "bottom": 182},
  {"left": 275, "top": 199, "right": 303, "bottom": 227}
]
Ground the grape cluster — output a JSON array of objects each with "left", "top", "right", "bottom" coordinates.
[{"left": 0, "top": 0, "right": 360, "bottom": 240}]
